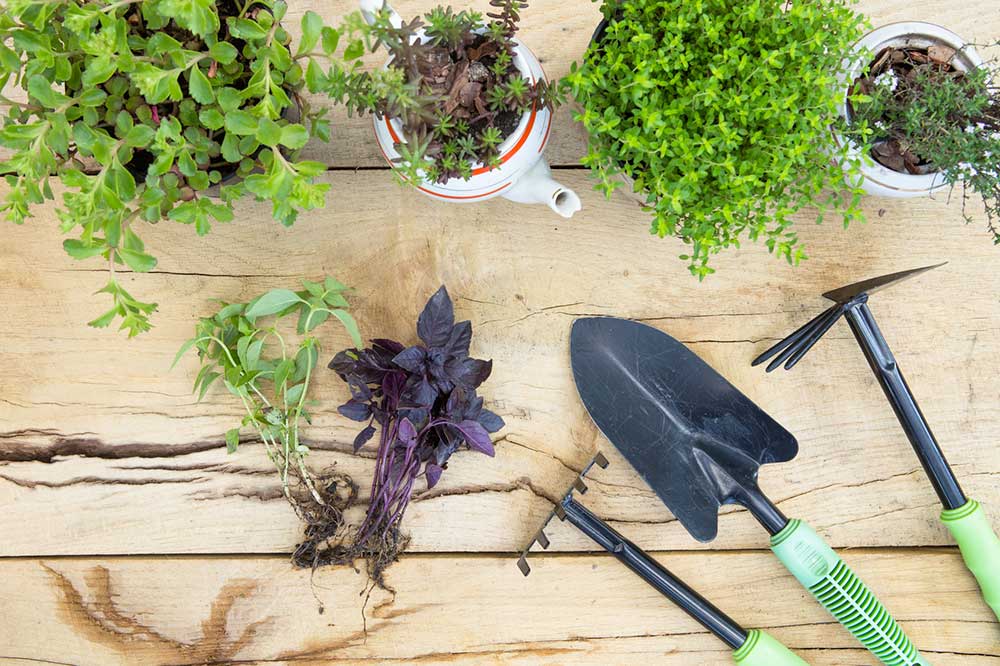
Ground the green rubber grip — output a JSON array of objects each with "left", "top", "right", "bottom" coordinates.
[
  {"left": 941, "top": 499, "right": 1000, "bottom": 620},
  {"left": 732, "top": 629, "right": 807, "bottom": 665},
  {"left": 771, "top": 519, "right": 929, "bottom": 666}
]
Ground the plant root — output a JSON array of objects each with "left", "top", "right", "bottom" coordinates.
[{"left": 288, "top": 468, "right": 410, "bottom": 591}]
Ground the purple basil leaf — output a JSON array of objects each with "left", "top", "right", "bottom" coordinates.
[
  {"left": 382, "top": 370, "right": 406, "bottom": 402},
  {"left": 338, "top": 399, "right": 372, "bottom": 422},
  {"left": 372, "top": 338, "right": 406, "bottom": 354},
  {"left": 451, "top": 419, "right": 495, "bottom": 456},
  {"left": 445, "top": 386, "right": 466, "bottom": 417},
  {"left": 353, "top": 425, "right": 376, "bottom": 452},
  {"left": 478, "top": 409, "right": 505, "bottom": 433},
  {"left": 425, "top": 462, "right": 443, "bottom": 489},
  {"left": 402, "top": 407, "right": 430, "bottom": 430},
  {"left": 416, "top": 286, "right": 454, "bottom": 347},
  {"left": 460, "top": 358, "right": 493, "bottom": 387},
  {"left": 463, "top": 394, "right": 484, "bottom": 420},
  {"left": 392, "top": 345, "right": 428, "bottom": 373},
  {"left": 407, "top": 377, "right": 437, "bottom": 407},
  {"left": 348, "top": 376, "right": 373, "bottom": 401},
  {"left": 434, "top": 432, "right": 460, "bottom": 466},
  {"left": 398, "top": 417, "right": 418, "bottom": 446},
  {"left": 328, "top": 350, "right": 357, "bottom": 375},
  {"left": 446, "top": 320, "right": 472, "bottom": 356}
]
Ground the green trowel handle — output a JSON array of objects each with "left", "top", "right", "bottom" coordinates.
[
  {"left": 941, "top": 499, "right": 1000, "bottom": 620},
  {"left": 732, "top": 629, "right": 807, "bottom": 665},
  {"left": 771, "top": 520, "right": 930, "bottom": 666}
]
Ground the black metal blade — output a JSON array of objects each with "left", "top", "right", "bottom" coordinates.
[
  {"left": 570, "top": 318, "right": 798, "bottom": 542},
  {"left": 822, "top": 262, "right": 947, "bottom": 304}
]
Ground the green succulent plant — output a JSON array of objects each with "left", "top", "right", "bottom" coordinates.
[
  {"left": 567, "top": 0, "right": 871, "bottom": 278},
  {"left": 340, "top": 0, "right": 562, "bottom": 186},
  {"left": 0, "top": 0, "right": 367, "bottom": 335}
]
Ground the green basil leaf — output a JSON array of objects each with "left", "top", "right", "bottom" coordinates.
[{"left": 245, "top": 289, "right": 304, "bottom": 318}]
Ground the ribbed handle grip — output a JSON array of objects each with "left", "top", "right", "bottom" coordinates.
[
  {"left": 732, "top": 629, "right": 808, "bottom": 665},
  {"left": 771, "top": 520, "right": 929, "bottom": 666},
  {"left": 941, "top": 499, "right": 1000, "bottom": 621}
]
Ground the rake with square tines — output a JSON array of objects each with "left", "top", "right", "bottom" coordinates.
[
  {"left": 754, "top": 262, "right": 1000, "bottom": 621},
  {"left": 517, "top": 453, "right": 808, "bottom": 665}
]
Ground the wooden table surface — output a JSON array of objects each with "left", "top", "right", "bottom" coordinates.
[{"left": 3, "top": 1, "right": 1000, "bottom": 664}]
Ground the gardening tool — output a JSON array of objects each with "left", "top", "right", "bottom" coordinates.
[
  {"left": 518, "top": 452, "right": 808, "bottom": 665},
  {"left": 753, "top": 263, "right": 1000, "bottom": 621},
  {"left": 570, "top": 317, "right": 930, "bottom": 666}
]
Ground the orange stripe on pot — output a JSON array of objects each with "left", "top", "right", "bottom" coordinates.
[
  {"left": 418, "top": 181, "right": 512, "bottom": 200},
  {"left": 375, "top": 136, "right": 512, "bottom": 200}
]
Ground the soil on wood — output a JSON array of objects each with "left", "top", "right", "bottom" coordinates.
[
  {"left": 289, "top": 469, "right": 408, "bottom": 590},
  {"left": 849, "top": 45, "right": 966, "bottom": 174}
]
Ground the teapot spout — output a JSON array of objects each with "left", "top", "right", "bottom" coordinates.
[
  {"left": 502, "top": 159, "right": 581, "bottom": 218},
  {"left": 360, "top": 0, "right": 402, "bottom": 27}
]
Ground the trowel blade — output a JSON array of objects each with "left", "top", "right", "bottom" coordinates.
[{"left": 570, "top": 318, "right": 798, "bottom": 542}]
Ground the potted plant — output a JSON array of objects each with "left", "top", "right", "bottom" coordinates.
[
  {"left": 566, "top": 0, "right": 870, "bottom": 278},
  {"left": 0, "top": 0, "right": 362, "bottom": 335},
  {"left": 840, "top": 23, "right": 1000, "bottom": 242},
  {"left": 351, "top": 0, "right": 580, "bottom": 217}
]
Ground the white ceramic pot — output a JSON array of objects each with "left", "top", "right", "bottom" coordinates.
[
  {"left": 361, "top": 0, "right": 581, "bottom": 217},
  {"left": 837, "top": 22, "right": 983, "bottom": 198}
]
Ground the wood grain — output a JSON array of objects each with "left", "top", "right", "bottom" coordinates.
[
  {"left": 2, "top": 170, "right": 998, "bottom": 556},
  {"left": 1, "top": 551, "right": 997, "bottom": 666}
]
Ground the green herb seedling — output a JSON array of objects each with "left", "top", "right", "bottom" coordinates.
[{"left": 174, "top": 277, "right": 362, "bottom": 510}]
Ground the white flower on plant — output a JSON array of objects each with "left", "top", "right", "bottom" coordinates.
[{"left": 874, "top": 70, "right": 899, "bottom": 92}]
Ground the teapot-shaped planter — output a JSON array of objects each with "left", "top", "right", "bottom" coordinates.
[{"left": 360, "top": 0, "right": 581, "bottom": 218}]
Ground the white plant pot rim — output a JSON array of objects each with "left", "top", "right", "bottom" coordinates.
[
  {"left": 372, "top": 36, "right": 552, "bottom": 199},
  {"left": 837, "top": 21, "right": 983, "bottom": 197}
]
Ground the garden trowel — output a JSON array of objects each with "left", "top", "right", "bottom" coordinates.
[
  {"left": 754, "top": 263, "right": 1000, "bottom": 621},
  {"left": 571, "top": 317, "right": 930, "bottom": 666},
  {"left": 518, "top": 452, "right": 808, "bottom": 665}
]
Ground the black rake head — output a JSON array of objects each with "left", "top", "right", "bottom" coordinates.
[
  {"left": 752, "top": 263, "right": 946, "bottom": 372},
  {"left": 516, "top": 451, "right": 609, "bottom": 576}
]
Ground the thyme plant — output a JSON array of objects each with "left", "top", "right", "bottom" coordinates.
[
  {"left": 567, "top": 0, "right": 870, "bottom": 278},
  {"left": 846, "top": 43, "right": 1000, "bottom": 241}
]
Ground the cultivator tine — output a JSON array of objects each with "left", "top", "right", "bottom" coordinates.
[
  {"left": 752, "top": 303, "right": 844, "bottom": 372},
  {"left": 517, "top": 452, "right": 611, "bottom": 576}
]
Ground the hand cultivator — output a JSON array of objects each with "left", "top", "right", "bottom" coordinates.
[{"left": 755, "top": 264, "right": 1000, "bottom": 621}]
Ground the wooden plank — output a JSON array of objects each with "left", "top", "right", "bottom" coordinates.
[
  {"left": 2, "top": 170, "right": 998, "bottom": 556},
  {"left": 0, "top": 550, "right": 996, "bottom": 665}
]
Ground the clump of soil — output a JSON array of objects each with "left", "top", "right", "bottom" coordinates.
[
  {"left": 289, "top": 469, "right": 408, "bottom": 590},
  {"left": 849, "top": 44, "right": 967, "bottom": 174}
]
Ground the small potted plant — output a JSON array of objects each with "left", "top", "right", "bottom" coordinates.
[
  {"left": 840, "top": 23, "right": 1000, "bottom": 242},
  {"left": 0, "top": 0, "right": 362, "bottom": 335},
  {"left": 566, "top": 0, "right": 869, "bottom": 278},
  {"left": 351, "top": 0, "right": 580, "bottom": 217}
]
